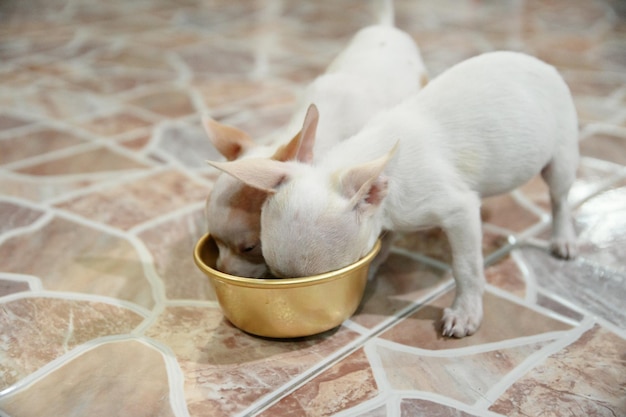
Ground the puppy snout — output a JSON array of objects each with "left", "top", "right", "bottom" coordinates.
[
  {"left": 216, "top": 255, "right": 228, "bottom": 273},
  {"left": 217, "top": 251, "right": 268, "bottom": 278},
  {"left": 216, "top": 250, "right": 235, "bottom": 273}
]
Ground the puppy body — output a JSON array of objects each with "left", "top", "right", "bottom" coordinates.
[
  {"left": 205, "top": 21, "right": 428, "bottom": 277},
  {"left": 214, "top": 51, "right": 579, "bottom": 337}
]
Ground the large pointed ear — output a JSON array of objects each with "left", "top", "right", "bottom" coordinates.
[
  {"left": 271, "top": 104, "right": 319, "bottom": 163},
  {"left": 207, "top": 158, "right": 291, "bottom": 194},
  {"left": 271, "top": 130, "right": 302, "bottom": 162},
  {"left": 202, "top": 116, "right": 256, "bottom": 161},
  {"left": 340, "top": 143, "right": 398, "bottom": 216}
]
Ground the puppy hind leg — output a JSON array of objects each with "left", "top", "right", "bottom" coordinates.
[
  {"left": 541, "top": 158, "right": 578, "bottom": 259},
  {"left": 439, "top": 192, "right": 486, "bottom": 338}
]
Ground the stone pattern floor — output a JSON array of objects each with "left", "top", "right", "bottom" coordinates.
[{"left": 0, "top": 0, "right": 625, "bottom": 416}]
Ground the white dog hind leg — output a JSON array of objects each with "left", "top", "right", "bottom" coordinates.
[
  {"left": 541, "top": 158, "right": 578, "bottom": 259},
  {"left": 439, "top": 191, "right": 486, "bottom": 338}
]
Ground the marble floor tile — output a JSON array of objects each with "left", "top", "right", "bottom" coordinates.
[
  {"left": 0, "top": 201, "right": 44, "bottom": 234},
  {"left": 400, "top": 399, "right": 483, "bottom": 417},
  {"left": 127, "top": 88, "right": 197, "bottom": 119},
  {"left": 54, "top": 169, "right": 209, "bottom": 230},
  {"left": 351, "top": 251, "right": 451, "bottom": 329},
  {"left": 0, "top": 280, "right": 29, "bottom": 298},
  {"left": 0, "top": 86, "right": 115, "bottom": 121},
  {"left": 14, "top": 146, "right": 149, "bottom": 176},
  {"left": 154, "top": 122, "right": 225, "bottom": 168},
  {"left": 137, "top": 207, "right": 215, "bottom": 301},
  {"left": 0, "top": 1, "right": 624, "bottom": 416},
  {"left": 490, "top": 325, "right": 626, "bottom": 416},
  {"left": 0, "top": 114, "right": 33, "bottom": 131},
  {"left": 580, "top": 131, "right": 626, "bottom": 166},
  {"left": 89, "top": 44, "right": 177, "bottom": 76},
  {"left": 0, "top": 173, "right": 112, "bottom": 203},
  {"left": 574, "top": 181, "right": 626, "bottom": 271},
  {"left": 0, "top": 297, "right": 144, "bottom": 390},
  {"left": 193, "top": 78, "right": 297, "bottom": 120},
  {"left": 258, "top": 348, "right": 378, "bottom": 417},
  {"left": 393, "top": 228, "right": 510, "bottom": 266},
  {"left": 78, "top": 111, "right": 154, "bottom": 137},
  {"left": 484, "top": 256, "right": 527, "bottom": 298},
  {"left": 0, "top": 216, "right": 156, "bottom": 308},
  {"left": 378, "top": 291, "right": 572, "bottom": 350},
  {"left": 0, "top": 127, "right": 87, "bottom": 166},
  {"left": 518, "top": 246, "right": 626, "bottom": 330},
  {"left": 0, "top": 340, "right": 175, "bottom": 417},
  {"left": 375, "top": 340, "right": 548, "bottom": 404},
  {"left": 145, "top": 305, "right": 360, "bottom": 417},
  {"left": 48, "top": 63, "right": 172, "bottom": 95}
]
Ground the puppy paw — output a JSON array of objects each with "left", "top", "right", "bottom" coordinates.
[
  {"left": 441, "top": 301, "right": 483, "bottom": 338},
  {"left": 550, "top": 238, "right": 578, "bottom": 260}
]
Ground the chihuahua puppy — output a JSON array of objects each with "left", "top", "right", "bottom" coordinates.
[
  {"left": 209, "top": 51, "right": 579, "bottom": 337},
  {"left": 204, "top": 4, "right": 428, "bottom": 277}
]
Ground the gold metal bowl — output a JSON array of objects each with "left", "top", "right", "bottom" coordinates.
[{"left": 193, "top": 233, "right": 381, "bottom": 338}]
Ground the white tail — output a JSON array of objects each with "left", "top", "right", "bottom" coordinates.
[{"left": 376, "top": 0, "right": 395, "bottom": 26}]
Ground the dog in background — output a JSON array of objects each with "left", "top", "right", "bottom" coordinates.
[
  {"left": 209, "top": 52, "right": 579, "bottom": 338},
  {"left": 204, "top": 0, "right": 428, "bottom": 277}
]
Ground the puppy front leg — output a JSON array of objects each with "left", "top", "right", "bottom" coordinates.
[{"left": 440, "top": 192, "right": 485, "bottom": 338}]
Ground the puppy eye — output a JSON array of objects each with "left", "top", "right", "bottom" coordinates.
[{"left": 242, "top": 245, "right": 256, "bottom": 253}]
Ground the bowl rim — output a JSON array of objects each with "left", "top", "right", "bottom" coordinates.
[{"left": 193, "top": 233, "right": 381, "bottom": 289}]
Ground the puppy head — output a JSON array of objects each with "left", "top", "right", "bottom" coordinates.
[
  {"left": 204, "top": 105, "right": 320, "bottom": 277},
  {"left": 205, "top": 174, "right": 269, "bottom": 277},
  {"left": 260, "top": 151, "right": 394, "bottom": 277}
]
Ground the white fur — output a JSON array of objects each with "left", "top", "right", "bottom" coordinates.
[
  {"left": 205, "top": 15, "right": 428, "bottom": 277},
  {"left": 218, "top": 51, "right": 579, "bottom": 337}
]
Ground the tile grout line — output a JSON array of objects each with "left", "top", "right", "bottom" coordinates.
[
  {"left": 371, "top": 329, "right": 571, "bottom": 359},
  {"left": 0, "top": 211, "right": 54, "bottom": 247},
  {"left": 136, "top": 337, "right": 192, "bottom": 417},
  {"left": 0, "top": 272, "right": 43, "bottom": 291},
  {"left": 510, "top": 248, "right": 538, "bottom": 304},
  {"left": 0, "top": 290, "right": 152, "bottom": 324}
]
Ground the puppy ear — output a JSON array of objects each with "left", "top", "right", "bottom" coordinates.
[
  {"left": 202, "top": 116, "right": 256, "bottom": 161},
  {"left": 271, "top": 130, "right": 302, "bottom": 162},
  {"left": 207, "top": 158, "right": 291, "bottom": 194},
  {"left": 295, "top": 104, "right": 319, "bottom": 163},
  {"left": 271, "top": 103, "right": 319, "bottom": 164},
  {"left": 340, "top": 143, "right": 398, "bottom": 216}
]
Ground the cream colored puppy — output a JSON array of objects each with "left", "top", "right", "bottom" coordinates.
[
  {"left": 210, "top": 52, "right": 579, "bottom": 337},
  {"left": 204, "top": 3, "right": 428, "bottom": 277}
]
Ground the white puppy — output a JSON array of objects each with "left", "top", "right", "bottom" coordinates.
[
  {"left": 209, "top": 51, "right": 579, "bottom": 337},
  {"left": 204, "top": 2, "right": 428, "bottom": 277}
]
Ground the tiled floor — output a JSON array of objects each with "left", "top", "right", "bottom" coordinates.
[{"left": 1, "top": 0, "right": 625, "bottom": 416}]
